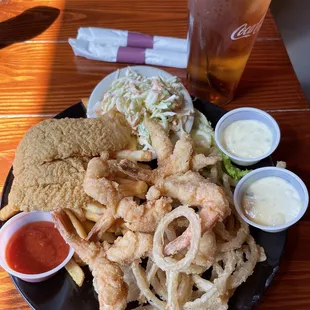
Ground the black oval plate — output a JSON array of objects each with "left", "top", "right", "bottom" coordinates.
[{"left": 0, "top": 99, "right": 287, "bottom": 310}]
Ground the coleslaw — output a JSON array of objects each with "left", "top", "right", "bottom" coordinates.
[{"left": 90, "top": 68, "right": 192, "bottom": 151}]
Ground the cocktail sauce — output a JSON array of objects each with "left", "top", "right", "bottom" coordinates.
[{"left": 5, "top": 221, "right": 69, "bottom": 274}]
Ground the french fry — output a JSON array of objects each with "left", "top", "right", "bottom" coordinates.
[
  {"left": 83, "top": 220, "right": 95, "bottom": 234},
  {"left": 115, "top": 178, "right": 147, "bottom": 198},
  {"left": 137, "top": 163, "right": 152, "bottom": 170},
  {"left": 64, "top": 209, "right": 87, "bottom": 239},
  {"left": 65, "top": 258, "right": 85, "bottom": 287},
  {"left": 84, "top": 202, "right": 105, "bottom": 215},
  {"left": 110, "top": 150, "right": 153, "bottom": 162},
  {"left": 99, "top": 232, "right": 117, "bottom": 243},
  {"left": 106, "top": 218, "right": 125, "bottom": 233},
  {"left": 0, "top": 204, "right": 19, "bottom": 221},
  {"left": 127, "top": 136, "right": 138, "bottom": 150},
  {"left": 119, "top": 180, "right": 148, "bottom": 197},
  {"left": 114, "top": 177, "right": 133, "bottom": 184},
  {"left": 114, "top": 170, "right": 131, "bottom": 178},
  {"left": 136, "top": 193, "right": 147, "bottom": 200},
  {"left": 85, "top": 210, "right": 102, "bottom": 222},
  {"left": 73, "top": 252, "right": 87, "bottom": 267}
]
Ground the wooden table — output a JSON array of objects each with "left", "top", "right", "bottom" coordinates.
[{"left": 0, "top": 1, "right": 309, "bottom": 309}]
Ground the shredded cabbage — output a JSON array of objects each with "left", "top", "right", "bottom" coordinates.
[
  {"left": 190, "top": 109, "right": 251, "bottom": 180},
  {"left": 190, "top": 109, "right": 214, "bottom": 154},
  {"left": 91, "top": 68, "right": 191, "bottom": 151}
]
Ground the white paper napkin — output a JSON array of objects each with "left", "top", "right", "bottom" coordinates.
[
  {"left": 77, "top": 27, "right": 188, "bottom": 53},
  {"left": 69, "top": 38, "right": 188, "bottom": 69}
]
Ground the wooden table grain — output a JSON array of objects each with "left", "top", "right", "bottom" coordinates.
[{"left": 0, "top": 0, "right": 309, "bottom": 309}]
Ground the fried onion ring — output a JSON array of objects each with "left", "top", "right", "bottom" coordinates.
[
  {"left": 167, "top": 271, "right": 180, "bottom": 310},
  {"left": 131, "top": 261, "right": 166, "bottom": 310},
  {"left": 153, "top": 206, "right": 201, "bottom": 272}
]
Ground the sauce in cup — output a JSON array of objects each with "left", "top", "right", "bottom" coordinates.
[
  {"left": 222, "top": 119, "right": 273, "bottom": 159},
  {"left": 242, "top": 176, "right": 303, "bottom": 226},
  {"left": 5, "top": 221, "right": 69, "bottom": 274}
]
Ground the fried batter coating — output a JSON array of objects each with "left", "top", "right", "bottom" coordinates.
[
  {"left": 155, "top": 172, "right": 230, "bottom": 256},
  {"left": 106, "top": 231, "right": 153, "bottom": 265},
  {"left": 83, "top": 154, "right": 123, "bottom": 211},
  {"left": 53, "top": 210, "right": 128, "bottom": 310},
  {"left": 14, "top": 110, "right": 132, "bottom": 175},
  {"left": 117, "top": 132, "right": 193, "bottom": 185},
  {"left": 144, "top": 118, "right": 173, "bottom": 163},
  {"left": 87, "top": 196, "right": 172, "bottom": 239},
  {"left": 117, "top": 197, "right": 173, "bottom": 233},
  {"left": 7, "top": 157, "right": 91, "bottom": 217},
  {"left": 190, "top": 154, "right": 222, "bottom": 171},
  {"left": 157, "top": 171, "right": 228, "bottom": 217},
  {"left": 118, "top": 122, "right": 220, "bottom": 184}
]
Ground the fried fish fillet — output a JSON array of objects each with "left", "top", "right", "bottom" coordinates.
[
  {"left": 7, "top": 157, "right": 92, "bottom": 218},
  {"left": 13, "top": 110, "right": 132, "bottom": 175}
]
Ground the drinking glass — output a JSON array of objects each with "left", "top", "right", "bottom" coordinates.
[{"left": 187, "top": 0, "right": 272, "bottom": 105}]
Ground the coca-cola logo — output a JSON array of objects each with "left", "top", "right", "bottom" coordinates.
[{"left": 231, "top": 17, "right": 264, "bottom": 40}]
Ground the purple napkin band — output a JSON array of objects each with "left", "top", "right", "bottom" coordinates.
[
  {"left": 117, "top": 47, "right": 146, "bottom": 64},
  {"left": 127, "top": 31, "right": 154, "bottom": 48}
]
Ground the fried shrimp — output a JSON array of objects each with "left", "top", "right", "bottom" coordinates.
[
  {"left": 192, "top": 231, "right": 217, "bottom": 268},
  {"left": 86, "top": 196, "right": 172, "bottom": 239},
  {"left": 106, "top": 231, "right": 153, "bottom": 265},
  {"left": 190, "top": 153, "right": 222, "bottom": 172},
  {"left": 118, "top": 132, "right": 193, "bottom": 184},
  {"left": 84, "top": 152, "right": 148, "bottom": 212},
  {"left": 154, "top": 171, "right": 230, "bottom": 255},
  {"left": 83, "top": 152, "right": 123, "bottom": 210},
  {"left": 117, "top": 197, "right": 173, "bottom": 233},
  {"left": 118, "top": 159, "right": 153, "bottom": 184},
  {"left": 119, "top": 120, "right": 221, "bottom": 184},
  {"left": 144, "top": 118, "right": 173, "bottom": 163},
  {"left": 53, "top": 210, "right": 128, "bottom": 310},
  {"left": 117, "top": 120, "right": 229, "bottom": 255}
]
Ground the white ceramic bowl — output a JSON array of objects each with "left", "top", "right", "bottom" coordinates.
[
  {"left": 87, "top": 65, "right": 194, "bottom": 133},
  {"left": 234, "top": 167, "right": 309, "bottom": 233},
  {"left": 215, "top": 107, "right": 281, "bottom": 166},
  {"left": 0, "top": 211, "right": 74, "bottom": 283}
]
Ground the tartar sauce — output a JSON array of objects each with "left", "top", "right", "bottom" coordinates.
[
  {"left": 222, "top": 120, "right": 273, "bottom": 158},
  {"left": 243, "top": 176, "right": 302, "bottom": 226}
]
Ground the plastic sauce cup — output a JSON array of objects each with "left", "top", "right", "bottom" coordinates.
[
  {"left": 0, "top": 211, "right": 74, "bottom": 283},
  {"left": 234, "top": 167, "right": 309, "bottom": 233},
  {"left": 215, "top": 107, "right": 281, "bottom": 166}
]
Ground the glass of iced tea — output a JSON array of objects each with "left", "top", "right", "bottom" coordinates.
[{"left": 187, "top": 0, "right": 272, "bottom": 105}]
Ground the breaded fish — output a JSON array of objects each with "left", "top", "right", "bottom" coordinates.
[
  {"left": 13, "top": 110, "right": 132, "bottom": 176},
  {"left": 7, "top": 157, "right": 92, "bottom": 218}
]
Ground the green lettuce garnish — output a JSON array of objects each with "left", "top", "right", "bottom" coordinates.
[{"left": 222, "top": 153, "right": 251, "bottom": 180}]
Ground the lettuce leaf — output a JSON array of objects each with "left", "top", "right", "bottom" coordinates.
[
  {"left": 222, "top": 153, "right": 251, "bottom": 180},
  {"left": 190, "top": 109, "right": 214, "bottom": 154}
]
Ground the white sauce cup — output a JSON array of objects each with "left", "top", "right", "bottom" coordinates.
[
  {"left": 0, "top": 211, "right": 74, "bottom": 283},
  {"left": 215, "top": 107, "right": 281, "bottom": 166},
  {"left": 234, "top": 167, "right": 309, "bottom": 233}
]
